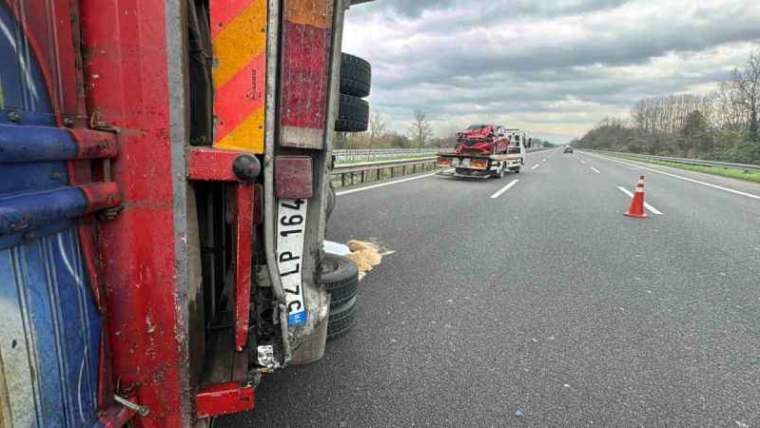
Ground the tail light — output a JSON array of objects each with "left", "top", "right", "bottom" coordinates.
[
  {"left": 437, "top": 157, "right": 451, "bottom": 167},
  {"left": 279, "top": 0, "right": 335, "bottom": 149},
  {"left": 275, "top": 156, "right": 313, "bottom": 199},
  {"left": 470, "top": 159, "right": 488, "bottom": 170}
]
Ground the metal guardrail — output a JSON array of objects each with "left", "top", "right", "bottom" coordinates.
[
  {"left": 333, "top": 148, "right": 441, "bottom": 162},
  {"left": 330, "top": 147, "right": 554, "bottom": 188},
  {"left": 588, "top": 150, "right": 760, "bottom": 171},
  {"left": 334, "top": 146, "right": 551, "bottom": 163},
  {"left": 331, "top": 157, "right": 438, "bottom": 188}
]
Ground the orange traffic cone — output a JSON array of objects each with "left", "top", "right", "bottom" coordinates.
[{"left": 624, "top": 176, "right": 647, "bottom": 218}]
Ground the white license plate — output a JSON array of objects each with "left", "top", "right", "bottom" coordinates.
[{"left": 277, "top": 198, "right": 308, "bottom": 327}]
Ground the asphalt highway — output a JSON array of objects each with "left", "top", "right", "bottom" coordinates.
[{"left": 220, "top": 149, "right": 760, "bottom": 427}]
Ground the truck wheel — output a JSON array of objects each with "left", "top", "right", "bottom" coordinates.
[
  {"left": 335, "top": 94, "right": 369, "bottom": 132},
  {"left": 322, "top": 254, "right": 359, "bottom": 309},
  {"left": 330, "top": 279, "right": 358, "bottom": 308},
  {"left": 514, "top": 167, "right": 521, "bottom": 174},
  {"left": 340, "top": 53, "right": 371, "bottom": 98},
  {"left": 327, "top": 296, "right": 358, "bottom": 340}
]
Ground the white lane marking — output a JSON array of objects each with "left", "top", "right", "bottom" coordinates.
[
  {"left": 531, "top": 164, "right": 540, "bottom": 170},
  {"left": 586, "top": 152, "right": 760, "bottom": 201},
  {"left": 490, "top": 179, "right": 519, "bottom": 199},
  {"left": 336, "top": 171, "right": 438, "bottom": 196},
  {"left": 590, "top": 166, "right": 601, "bottom": 174},
  {"left": 617, "top": 186, "right": 663, "bottom": 215},
  {"left": 542, "top": 158, "right": 547, "bottom": 162}
]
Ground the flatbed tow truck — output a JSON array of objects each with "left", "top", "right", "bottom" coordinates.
[{"left": 437, "top": 125, "right": 531, "bottom": 178}]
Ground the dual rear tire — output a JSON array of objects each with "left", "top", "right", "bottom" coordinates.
[
  {"left": 321, "top": 254, "right": 360, "bottom": 340},
  {"left": 335, "top": 53, "right": 371, "bottom": 133}
]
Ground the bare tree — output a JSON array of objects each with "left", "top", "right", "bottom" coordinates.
[
  {"left": 368, "top": 111, "right": 387, "bottom": 150},
  {"left": 713, "top": 81, "right": 748, "bottom": 132},
  {"left": 409, "top": 110, "right": 433, "bottom": 147},
  {"left": 729, "top": 49, "right": 760, "bottom": 141}
]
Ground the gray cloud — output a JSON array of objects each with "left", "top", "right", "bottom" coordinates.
[{"left": 344, "top": 0, "right": 760, "bottom": 142}]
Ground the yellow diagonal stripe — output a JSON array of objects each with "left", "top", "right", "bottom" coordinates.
[
  {"left": 214, "top": 106, "right": 266, "bottom": 153},
  {"left": 213, "top": 0, "right": 267, "bottom": 88}
]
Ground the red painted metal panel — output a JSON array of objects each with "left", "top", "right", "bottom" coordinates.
[
  {"left": 196, "top": 383, "right": 255, "bottom": 419},
  {"left": 187, "top": 148, "right": 241, "bottom": 182},
  {"left": 234, "top": 184, "right": 254, "bottom": 351},
  {"left": 79, "top": 0, "right": 187, "bottom": 426}
]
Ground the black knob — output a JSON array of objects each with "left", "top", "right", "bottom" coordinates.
[{"left": 232, "top": 155, "right": 261, "bottom": 181}]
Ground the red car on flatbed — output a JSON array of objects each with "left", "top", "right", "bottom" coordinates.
[{"left": 439, "top": 124, "right": 532, "bottom": 178}]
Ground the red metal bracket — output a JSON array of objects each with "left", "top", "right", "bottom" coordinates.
[
  {"left": 71, "top": 128, "right": 119, "bottom": 159},
  {"left": 80, "top": 182, "right": 122, "bottom": 213},
  {"left": 234, "top": 184, "right": 253, "bottom": 351},
  {"left": 187, "top": 147, "right": 243, "bottom": 182},
  {"left": 196, "top": 383, "right": 255, "bottom": 419},
  {"left": 187, "top": 147, "right": 255, "bottom": 351},
  {"left": 98, "top": 403, "right": 136, "bottom": 428}
]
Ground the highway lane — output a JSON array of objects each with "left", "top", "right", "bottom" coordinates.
[{"left": 220, "top": 149, "right": 760, "bottom": 427}]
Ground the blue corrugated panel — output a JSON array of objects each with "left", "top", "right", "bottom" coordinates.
[
  {"left": 0, "top": 187, "right": 88, "bottom": 237},
  {"left": 0, "top": 3, "right": 102, "bottom": 426},
  {"left": 0, "top": 123, "right": 79, "bottom": 162},
  {"left": 0, "top": 228, "right": 101, "bottom": 427}
]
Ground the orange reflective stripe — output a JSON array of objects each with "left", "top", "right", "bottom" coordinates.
[
  {"left": 215, "top": 107, "right": 266, "bottom": 153},
  {"left": 211, "top": 0, "right": 267, "bottom": 153},
  {"left": 210, "top": 0, "right": 253, "bottom": 37},
  {"left": 214, "top": 55, "right": 266, "bottom": 143}
]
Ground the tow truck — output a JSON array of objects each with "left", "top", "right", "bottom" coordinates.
[{"left": 437, "top": 125, "right": 532, "bottom": 178}]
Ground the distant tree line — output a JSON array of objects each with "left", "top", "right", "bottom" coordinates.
[
  {"left": 574, "top": 49, "right": 760, "bottom": 164},
  {"left": 337, "top": 109, "right": 550, "bottom": 150}
]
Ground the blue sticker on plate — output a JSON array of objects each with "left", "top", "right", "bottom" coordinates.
[{"left": 288, "top": 310, "right": 307, "bottom": 327}]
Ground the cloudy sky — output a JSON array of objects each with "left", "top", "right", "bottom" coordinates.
[{"left": 343, "top": 0, "right": 760, "bottom": 143}]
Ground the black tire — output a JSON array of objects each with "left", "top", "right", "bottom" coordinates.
[
  {"left": 322, "top": 254, "right": 359, "bottom": 308},
  {"left": 329, "top": 280, "right": 358, "bottom": 308},
  {"left": 322, "top": 254, "right": 358, "bottom": 289},
  {"left": 340, "top": 53, "right": 371, "bottom": 98},
  {"left": 327, "top": 296, "right": 357, "bottom": 341},
  {"left": 335, "top": 94, "right": 369, "bottom": 133}
]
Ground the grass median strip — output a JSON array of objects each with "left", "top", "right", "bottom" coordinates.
[{"left": 608, "top": 154, "right": 760, "bottom": 184}]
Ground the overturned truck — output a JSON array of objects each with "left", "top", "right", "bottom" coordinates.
[{"left": 0, "top": 0, "right": 371, "bottom": 426}]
